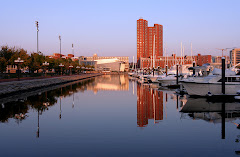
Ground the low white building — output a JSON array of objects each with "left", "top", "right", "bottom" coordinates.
[{"left": 95, "top": 58, "right": 125, "bottom": 72}]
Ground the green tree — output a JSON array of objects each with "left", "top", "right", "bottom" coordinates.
[
  {"left": 0, "top": 57, "right": 7, "bottom": 73},
  {"left": 28, "top": 52, "right": 45, "bottom": 73}
]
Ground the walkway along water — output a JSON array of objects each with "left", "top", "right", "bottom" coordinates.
[{"left": 0, "top": 73, "right": 102, "bottom": 97}]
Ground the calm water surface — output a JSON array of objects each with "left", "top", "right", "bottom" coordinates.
[{"left": 0, "top": 75, "right": 240, "bottom": 156}]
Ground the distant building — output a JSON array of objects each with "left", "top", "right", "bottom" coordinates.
[
  {"left": 48, "top": 53, "right": 78, "bottom": 61},
  {"left": 139, "top": 53, "right": 212, "bottom": 69},
  {"left": 230, "top": 48, "right": 240, "bottom": 66},
  {"left": 137, "top": 18, "right": 163, "bottom": 67},
  {"left": 80, "top": 54, "right": 129, "bottom": 71}
]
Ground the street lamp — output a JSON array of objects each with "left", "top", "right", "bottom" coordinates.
[
  {"left": 59, "top": 63, "right": 64, "bottom": 76},
  {"left": 69, "top": 65, "right": 73, "bottom": 75},
  {"left": 76, "top": 66, "right": 80, "bottom": 75},
  {"left": 35, "top": 21, "right": 39, "bottom": 53},
  {"left": 42, "top": 61, "right": 49, "bottom": 77},
  {"left": 82, "top": 67, "right": 86, "bottom": 73},
  {"left": 59, "top": 35, "right": 61, "bottom": 56},
  {"left": 14, "top": 57, "right": 24, "bottom": 81}
]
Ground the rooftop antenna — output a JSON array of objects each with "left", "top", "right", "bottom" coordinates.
[{"left": 181, "top": 42, "right": 182, "bottom": 65}]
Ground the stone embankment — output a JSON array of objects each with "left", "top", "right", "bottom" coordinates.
[{"left": 0, "top": 74, "right": 101, "bottom": 97}]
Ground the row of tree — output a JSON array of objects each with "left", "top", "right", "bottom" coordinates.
[{"left": 0, "top": 46, "right": 93, "bottom": 74}]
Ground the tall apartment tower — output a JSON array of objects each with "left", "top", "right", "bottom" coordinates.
[{"left": 137, "top": 18, "right": 163, "bottom": 67}]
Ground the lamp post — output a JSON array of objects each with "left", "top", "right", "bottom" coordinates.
[
  {"left": 14, "top": 57, "right": 24, "bottom": 81},
  {"left": 82, "top": 67, "right": 85, "bottom": 73},
  {"left": 59, "top": 35, "right": 61, "bottom": 56},
  {"left": 35, "top": 21, "right": 39, "bottom": 53},
  {"left": 59, "top": 63, "right": 64, "bottom": 76},
  {"left": 42, "top": 61, "right": 49, "bottom": 77},
  {"left": 76, "top": 66, "right": 80, "bottom": 75},
  {"left": 69, "top": 65, "right": 73, "bottom": 75}
]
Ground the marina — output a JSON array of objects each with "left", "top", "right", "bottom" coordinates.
[
  {"left": 1, "top": 74, "right": 240, "bottom": 156},
  {"left": 1, "top": 1, "right": 240, "bottom": 156}
]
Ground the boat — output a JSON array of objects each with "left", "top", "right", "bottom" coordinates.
[
  {"left": 181, "top": 68, "right": 240, "bottom": 96},
  {"left": 158, "top": 64, "right": 191, "bottom": 86},
  {"left": 148, "top": 70, "right": 165, "bottom": 83},
  {"left": 138, "top": 74, "right": 149, "bottom": 83}
]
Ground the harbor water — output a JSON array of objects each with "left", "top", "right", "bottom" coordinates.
[{"left": 0, "top": 75, "right": 240, "bottom": 156}]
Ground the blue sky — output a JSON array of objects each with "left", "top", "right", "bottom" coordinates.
[{"left": 0, "top": 0, "right": 239, "bottom": 60}]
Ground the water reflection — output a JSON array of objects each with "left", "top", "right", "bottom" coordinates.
[
  {"left": 0, "top": 79, "right": 94, "bottom": 123},
  {"left": 180, "top": 98, "right": 240, "bottom": 123},
  {"left": 87, "top": 75, "right": 129, "bottom": 93},
  {"left": 2, "top": 75, "right": 240, "bottom": 156},
  {"left": 137, "top": 83, "right": 163, "bottom": 127},
  {"left": 180, "top": 98, "right": 240, "bottom": 142},
  {"left": 0, "top": 75, "right": 129, "bottom": 126}
]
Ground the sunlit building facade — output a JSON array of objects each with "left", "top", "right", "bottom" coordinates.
[
  {"left": 230, "top": 48, "right": 240, "bottom": 66},
  {"left": 137, "top": 18, "right": 163, "bottom": 68}
]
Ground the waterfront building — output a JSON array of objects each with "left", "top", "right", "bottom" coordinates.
[
  {"left": 137, "top": 18, "right": 163, "bottom": 68},
  {"left": 230, "top": 48, "right": 240, "bottom": 66},
  {"left": 139, "top": 53, "right": 212, "bottom": 69},
  {"left": 48, "top": 53, "right": 78, "bottom": 61},
  {"left": 80, "top": 54, "right": 129, "bottom": 71}
]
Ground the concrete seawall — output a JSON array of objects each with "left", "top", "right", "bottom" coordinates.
[{"left": 0, "top": 74, "right": 102, "bottom": 97}]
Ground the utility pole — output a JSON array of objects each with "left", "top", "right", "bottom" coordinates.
[{"left": 35, "top": 21, "right": 39, "bottom": 53}]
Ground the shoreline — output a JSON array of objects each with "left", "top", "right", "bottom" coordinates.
[{"left": 0, "top": 74, "right": 102, "bottom": 97}]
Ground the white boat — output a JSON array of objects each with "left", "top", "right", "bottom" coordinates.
[
  {"left": 158, "top": 74, "right": 177, "bottom": 86},
  {"left": 138, "top": 74, "right": 149, "bottom": 83},
  {"left": 148, "top": 71, "right": 165, "bottom": 83},
  {"left": 181, "top": 68, "right": 240, "bottom": 96}
]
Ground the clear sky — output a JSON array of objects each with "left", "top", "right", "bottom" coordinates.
[{"left": 0, "top": 0, "right": 239, "bottom": 60}]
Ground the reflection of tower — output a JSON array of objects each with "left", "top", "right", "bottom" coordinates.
[
  {"left": 36, "top": 109, "right": 40, "bottom": 138},
  {"left": 222, "top": 103, "right": 225, "bottom": 139},
  {"left": 137, "top": 83, "right": 163, "bottom": 127},
  {"left": 137, "top": 83, "right": 148, "bottom": 127},
  {"left": 70, "top": 85, "right": 74, "bottom": 108},
  {"left": 72, "top": 92, "right": 74, "bottom": 108},
  {"left": 59, "top": 88, "right": 62, "bottom": 119},
  {"left": 133, "top": 81, "right": 134, "bottom": 95},
  {"left": 165, "top": 93, "right": 168, "bottom": 119},
  {"left": 155, "top": 90, "right": 163, "bottom": 121}
]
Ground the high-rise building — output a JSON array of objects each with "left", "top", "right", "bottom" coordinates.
[
  {"left": 230, "top": 48, "right": 240, "bottom": 66},
  {"left": 137, "top": 18, "right": 163, "bottom": 68}
]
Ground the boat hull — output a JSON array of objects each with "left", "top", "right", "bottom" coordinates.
[{"left": 182, "top": 81, "right": 240, "bottom": 96}]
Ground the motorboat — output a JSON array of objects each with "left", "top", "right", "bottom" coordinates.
[
  {"left": 138, "top": 74, "right": 149, "bottom": 83},
  {"left": 148, "top": 71, "right": 165, "bottom": 83},
  {"left": 158, "top": 74, "right": 177, "bottom": 86},
  {"left": 181, "top": 68, "right": 240, "bottom": 96}
]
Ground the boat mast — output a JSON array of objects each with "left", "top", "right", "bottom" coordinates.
[
  {"left": 183, "top": 45, "right": 185, "bottom": 65},
  {"left": 181, "top": 42, "right": 182, "bottom": 65},
  {"left": 153, "top": 35, "right": 155, "bottom": 69},
  {"left": 191, "top": 42, "right": 193, "bottom": 63},
  {"left": 164, "top": 43, "right": 166, "bottom": 68},
  {"left": 133, "top": 56, "right": 134, "bottom": 70}
]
